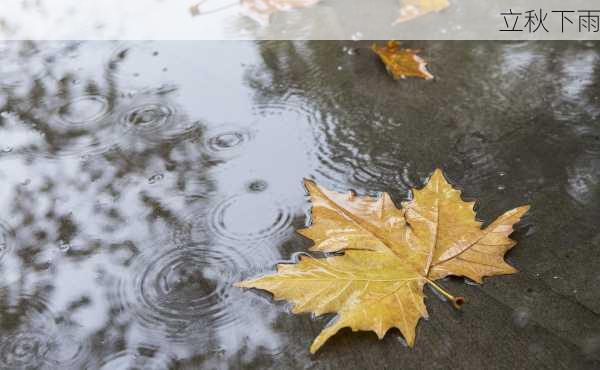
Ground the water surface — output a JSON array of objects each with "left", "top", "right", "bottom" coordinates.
[{"left": 1, "top": 41, "right": 600, "bottom": 369}]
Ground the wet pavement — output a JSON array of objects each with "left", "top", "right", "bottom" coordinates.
[{"left": 0, "top": 40, "right": 600, "bottom": 369}]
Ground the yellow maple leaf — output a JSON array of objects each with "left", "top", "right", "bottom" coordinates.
[
  {"left": 236, "top": 169, "right": 529, "bottom": 353},
  {"left": 394, "top": 0, "right": 450, "bottom": 24},
  {"left": 372, "top": 41, "right": 434, "bottom": 80}
]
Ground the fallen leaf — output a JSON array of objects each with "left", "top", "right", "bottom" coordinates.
[
  {"left": 372, "top": 41, "right": 434, "bottom": 80},
  {"left": 237, "top": 169, "right": 529, "bottom": 353},
  {"left": 394, "top": 0, "right": 450, "bottom": 24}
]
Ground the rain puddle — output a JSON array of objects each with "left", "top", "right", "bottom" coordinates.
[{"left": 1, "top": 41, "right": 599, "bottom": 369}]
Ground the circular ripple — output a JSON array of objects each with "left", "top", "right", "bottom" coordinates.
[
  {"left": 202, "top": 125, "right": 253, "bottom": 157},
  {"left": 32, "top": 94, "right": 119, "bottom": 157},
  {"left": 207, "top": 194, "right": 293, "bottom": 243},
  {"left": 246, "top": 179, "right": 268, "bottom": 193},
  {"left": 55, "top": 95, "right": 110, "bottom": 127},
  {"left": 116, "top": 244, "right": 251, "bottom": 342},
  {"left": 97, "top": 347, "right": 175, "bottom": 370},
  {"left": 310, "top": 115, "right": 418, "bottom": 192},
  {"left": 0, "top": 221, "right": 13, "bottom": 262},
  {"left": 0, "top": 330, "right": 50, "bottom": 369},
  {"left": 123, "top": 103, "right": 173, "bottom": 131},
  {"left": 0, "top": 296, "right": 88, "bottom": 369},
  {"left": 119, "top": 98, "right": 197, "bottom": 143}
]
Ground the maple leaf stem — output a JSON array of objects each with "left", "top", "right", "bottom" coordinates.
[{"left": 424, "top": 278, "right": 465, "bottom": 309}]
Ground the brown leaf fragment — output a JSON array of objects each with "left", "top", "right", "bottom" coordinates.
[{"left": 372, "top": 41, "right": 434, "bottom": 80}]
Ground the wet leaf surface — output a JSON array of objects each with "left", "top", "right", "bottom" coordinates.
[
  {"left": 372, "top": 41, "right": 434, "bottom": 80},
  {"left": 238, "top": 169, "right": 529, "bottom": 352}
]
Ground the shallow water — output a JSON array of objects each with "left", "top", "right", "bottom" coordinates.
[{"left": 1, "top": 41, "right": 600, "bottom": 369}]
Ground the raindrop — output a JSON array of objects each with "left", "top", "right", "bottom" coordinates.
[
  {"left": 207, "top": 194, "right": 293, "bottom": 243},
  {"left": 119, "top": 100, "right": 194, "bottom": 142},
  {"left": 342, "top": 46, "right": 355, "bottom": 55},
  {"left": 0, "top": 296, "right": 88, "bottom": 369},
  {"left": 57, "top": 240, "right": 71, "bottom": 252},
  {"left": 246, "top": 179, "right": 268, "bottom": 193},
  {"left": 123, "top": 104, "right": 172, "bottom": 129},
  {"left": 351, "top": 32, "right": 363, "bottom": 41},
  {"left": 148, "top": 173, "right": 164, "bottom": 184},
  {"left": 497, "top": 185, "right": 506, "bottom": 191},
  {"left": 113, "top": 244, "right": 251, "bottom": 342},
  {"left": 209, "top": 133, "right": 244, "bottom": 149},
  {"left": 203, "top": 126, "right": 252, "bottom": 157}
]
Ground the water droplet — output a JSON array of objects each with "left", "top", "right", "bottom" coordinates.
[
  {"left": 342, "top": 46, "right": 355, "bottom": 55},
  {"left": 463, "top": 278, "right": 479, "bottom": 286},
  {"left": 124, "top": 104, "right": 171, "bottom": 128},
  {"left": 204, "top": 126, "right": 252, "bottom": 156},
  {"left": 497, "top": 185, "right": 506, "bottom": 191},
  {"left": 498, "top": 171, "right": 506, "bottom": 177},
  {"left": 337, "top": 66, "right": 343, "bottom": 71},
  {"left": 148, "top": 174, "right": 164, "bottom": 184},
  {"left": 207, "top": 194, "right": 292, "bottom": 243},
  {"left": 58, "top": 240, "right": 71, "bottom": 252},
  {"left": 351, "top": 32, "right": 363, "bottom": 41},
  {"left": 1, "top": 147, "right": 12, "bottom": 153},
  {"left": 246, "top": 180, "right": 268, "bottom": 193},
  {"left": 115, "top": 244, "right": 250, "bottom": 342}
]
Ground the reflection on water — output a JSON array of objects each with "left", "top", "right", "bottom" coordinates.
[
  {"left": 1, "top": 40, "right": 600, "bottom": 368},
  {"left": 113, "top": 243, "right": 251, "bottom": 343}
]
